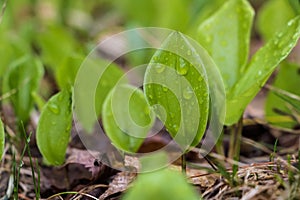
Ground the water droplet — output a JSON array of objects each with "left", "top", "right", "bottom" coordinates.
[
  {"left": 176, "top": 58, "right": 189, "bottom": 75},
  {"left": 198, "top": 76, "right": 203, "bottom": 82},
  {"left": 170, "top": 112, "right": 175, "bottom": 118},
  {"left": 205, "top": 36, "right": 212, "bottom": 43},
  {"left": 66, "top": 123, "right": 72, "bottom": 132},
  {"left": 154, "top": 65, "right": 165, "bottom": 73},
  {"left": 102, "top": 80, "right": 108, "bottom": 86},
  {"left": 153, "top": 56, "right": 158, "bottom": 61},
  {"left": 221, "top": 40, "right": 228, "bottom": 47},
  {"left": 172, "top": 124, "right": 178, "bottom": 132},
  {"left": 183, "top": 86, "right": 193, "bottom": 100},
  {"left": 162, "top": 86, "right": 168, "bottom": 92},
  {"left": 256, "top": 70, "right": 262, "bottom": 78},
  {"left": 144, "top": 107, "right": 150, "bottom": 115},
  {"left": 288, "top": 20, "right": 293, "bottom": 26},
  {"left": 148, "top": 95, "right": 153, "bottom": 100},
  {"left": 187, "top": 50, "right": 192, "bottom": 56},
  {"left": 48, "top": 103, "right": 60, "bottom": 114}
]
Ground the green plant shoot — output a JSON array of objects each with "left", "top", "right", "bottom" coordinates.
[
  {"left": 4, "top": 55, "right": 44, "bottom": 124},
  {"left": 36, "top": 89, "right": 72, "bottom": 165},
  {"left": 74, "top": 57, "right": 126, "bottom": 132},
  {"left": 144, "top": 31, "right": 209, "bottom": 150},
  {"left": 102, "top": 84, "right": 155, "bottom": 153},
  {"left": 122, "top": 168, "right": 199, "bottom": 200},
  {"left": 197, "top": 0, "right": 300, "bottom": 125}
]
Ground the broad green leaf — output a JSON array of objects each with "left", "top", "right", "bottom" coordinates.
[
  {"left": 0, "top": 32, "right": 32, "bottom": 77},
  {"left": 226, "top": 16, "right": 300, "bottom": 125},
  {"left": 0, "top": 118, "right": 4, "bottom": 161},
  {"left": 102, "top": 84, "right": 155, "bottom": 153},
  {"left": 36, "top": 89, "right": 72, "bottom": 165},
  {"left": 144, "top": 31, "right": 209, "bottom": 150},
  {"left": 192, "top": 0, "right": 225, "bottom": 24},
  {"left": 266, "top": 62, "right": 300, "bottom": 127},
  {"left": 55, "top": 54, "right": 85, "bottom": 89},
  {"left": 289, "top": 0, "right": 300, "bottom": 15},
  {"left": 122, "top": 168, "right": 199, "bottom": 200},
  {"left": 257, "top": 0, "right": 295, "bottom": 41},
  {"left": 197, "top": 0, "right": 254, "bottom": 90},
  {"left": 74, "top": 57, "right": 126, "bottom": 132},
  {"left": 113, "top": 0, "right": 189, "bottom": 31},
  {"left": 4, "top": 56, "right": 44, "bottom": 124},
  {"left": 36, "top": 25, "right": 80, "bottom": 71}
]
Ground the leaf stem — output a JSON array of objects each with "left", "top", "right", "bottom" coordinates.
[
  {"left": 228, "top": 117, "right": 243, "bottom": 161},
  {"left": 181, "top": 153, "right": 186, "bottom": 175}
]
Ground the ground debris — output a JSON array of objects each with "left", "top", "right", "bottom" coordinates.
[{"left": 189, "top": 159, "right": 300, "bottom": 200}]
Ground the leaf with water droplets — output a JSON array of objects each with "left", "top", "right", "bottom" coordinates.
[
  {"left": 144, "top": 31, "right": 209, "bottom": 149},
  {"left": 257, "top": 0, "right": 295, "bottom": 41},
  {"left": 226, "top": 16, "right": 300, "bottom": 125},
  {"left": 197, "top": 0, "right": 254, "bottom": 90},
  {"left": 36, "top": 89, "right": 72, "bottom": 165},
  {"left": 0, "top": 118, "right": 4, "bottom": 161},
  {"left": 102, "top": 84, "right": 155, "bottom": 153}
]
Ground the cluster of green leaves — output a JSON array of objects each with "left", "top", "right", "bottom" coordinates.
[
  {"left": 197, "top": 0, "right": 300, "bottom": 125},
  {"left": 1, "top": 0, "right": 300, "bottom": 198},
  {"left": 257, "top": 0, "right": 300, "bottom": 128}
]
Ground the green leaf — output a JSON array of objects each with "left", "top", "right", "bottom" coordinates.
[
  {"left": 257, "top": 0, "right": 295, "bottom": 41},
  {"left": 0, "top": 32, "right": 32, "bottom": 77},
  {"left": 4, "top": 56, "right": 44, "bottom": 124},
  {"left": 74, "top": 57, "right": 126, "bottom": 132},
  {"left": 197, "top": 0, "right": 254, "bottom": 90},
  {"left": 288, "top": 0, "right": 300, "bottom": 15},
  {"left": 102, "top": 84, "right": 155, "bottom": 153},
  {"left": 265, "top": 62, "right": 300, "bottom": 127},
  {"left": 0, "top": 118, "right": 4, "bottom": 161},
  {"left": 55, "top": 54, "right": 85, "bottom": 89},
  {"left": 226, "top": 16, "right": 300, "bottom": 125},
  {"left": 113, "top": 0, "right": 189, "bottom": 31},
  {"left": 144, "top": 31, "right": 209, "bottom": 149},
  {"left": 36, "top": 89, "right": 72, "bottom": 165},
  {"left": 122, "top": 168, "right": 199, "bottom": 200},
  {"left": 36, "top": 25, "right": 80, "bottom": 71}
]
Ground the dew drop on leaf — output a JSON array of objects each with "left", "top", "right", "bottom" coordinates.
[
  {"left": 172, "top": 124, "right": 178, "bottom": 132},
  {"left": 154, "top": 65, "right": 165, "bottom": 73},
  {"left": 170, "top": 112, "right": 175, "bottom": 119},
  {"left": 176, "top": 58, "right": 189, "bottom": 75},
  {"left": 48, "top": 103, "right": 60, "bottom": 114},
  {"left": 162, "top": 86, "right": 168, "bottom": 92},
  {"left": 183, "top": 86, "right": 193, "bottom": 100}
]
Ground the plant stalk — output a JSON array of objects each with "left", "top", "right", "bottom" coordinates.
[
  {"left": 181, "top": 153, "right": 186, "bottom": 175},
  {"left": 228, "top": 117, "right": 243, "bottom": 161}
]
